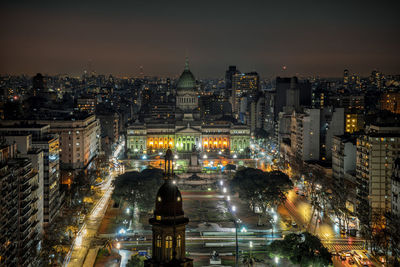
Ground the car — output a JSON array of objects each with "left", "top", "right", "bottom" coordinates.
[
  {"left": 137, "top": 236, "right": 146, "bottom": 241},
  {"left": 340, "top": 254, "right": 347, "bottom": 261}
]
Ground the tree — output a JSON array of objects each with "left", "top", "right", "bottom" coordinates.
[
  {"left": 112, "top": 168, "right": 163, "bottom": 213},
  {"left": 127, "top": 254, "right": 145, "bottom": 267},
  {"left": 267, "top": 232, "right": 332, "bottom": 267},
  {"left": 230, "top": 168, "right": 293, "bottom": 224}
]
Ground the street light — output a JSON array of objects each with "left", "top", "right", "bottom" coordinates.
[
  {"left": 220, "top": 180, "right": 224, "bottom": 186},
  {"left": 232, "top": 219, "right": 239, "bottom": 267},
  {"left": 223, "top": 187, "right": 227, "bottom": 193},
  {"left": 249, "top": 241, "right": 253, "bottom": 258},
  {"left": 232, "top": 205, "right": 236, "bottom": 212}
]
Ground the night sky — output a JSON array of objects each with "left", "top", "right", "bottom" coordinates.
[{"left": 1, "top": 0, "right": 399, "bottom": 78}]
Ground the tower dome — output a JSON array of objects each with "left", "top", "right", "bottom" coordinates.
[
  {"left": 177, "top": 58, "right": 196, "bottom": 91},
  {"left": 154, "top": 180, "right": 184, "bottom": 219}
]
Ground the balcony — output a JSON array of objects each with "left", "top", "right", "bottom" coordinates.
[
  {"left": 20, "top": 199, "right": 32, "bottom": 210},
  {"left": 20, "top": 205, "right": 31, "bottom": 218},
  {"left": 20, "top": 183, "right": 32, "bottom": 194},
  {"left": 31, "top": 184, "right": 39, "bottom": 192}
]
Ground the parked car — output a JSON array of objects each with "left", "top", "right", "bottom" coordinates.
[{"left": 137, "top": 236, "right": 146, "bottom": 241}]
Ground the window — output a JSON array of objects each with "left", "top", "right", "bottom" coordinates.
[
  {"left": 156, "top": 235, "right": 162, "bottom": 247},
  {"left": 177, "top": 235, "right": 182, "bottom": 247},
  {"left": 76, "top": 142, "right": 80, "bottom": 146},
  {"left": 165, "top": 236, "right": 172, "bottom": 248}
]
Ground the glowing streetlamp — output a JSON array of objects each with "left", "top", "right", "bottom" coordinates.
[{"left": 223, "top": 187, "right": 227, "bottom": 193}]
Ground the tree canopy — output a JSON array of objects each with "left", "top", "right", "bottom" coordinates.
[
  {"left": 268, "top": 232, "right": 332, "bottom": 267},
  {"left": 112, "top": 168, "right": 164, "bottom": 212},
  {"left": 230, "top": 168, "right": 293, "bottom": 213}
]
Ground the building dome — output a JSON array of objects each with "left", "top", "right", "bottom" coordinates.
[
  {"left": 154, "top": 180, "right": 184, "bottom": 218},
  {"left": 177, "top": 58, "right": 196, "bottom": 91}
]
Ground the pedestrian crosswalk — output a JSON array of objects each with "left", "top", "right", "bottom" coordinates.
[{"left": 322, "top": 241, "right": 365, "bottom": 252}]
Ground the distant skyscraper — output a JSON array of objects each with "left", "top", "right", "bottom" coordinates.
[
  {"left": 32, "top": 73, "right": 45, "bottom": 96},
  {"left": 231, "top": 72, "right": 259, "bottom": 118},
  {"left": 275, "top": 77, "right": 295, "bottom": 120},
  {"left": 225, "top": 65, "right": 239, "bottom": 90}
]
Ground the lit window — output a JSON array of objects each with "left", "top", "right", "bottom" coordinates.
[
  {"left": 157, "top": 196, "right": 162, "bottom": 202},
  {"left": 156, "top": 235, "right": 162, "bottom": 247},
  {"left": 76, "top": 143, "right": 80, "bottom": 146},
  {"left": 177, "top": 196, "right": 181, "bottom": 201},
  {"left": 177, "top": 235, "right": 182, "bottom": 247},
  {"left": 156, "top": 215, "right": 161, "bottom": 221},
  {"left": 165, "top": 236, "right": 172, "bottom": 248}
]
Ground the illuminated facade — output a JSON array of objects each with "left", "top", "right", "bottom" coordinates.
[{"left": 127, "top": 122, "right": 250, "bottom": 158}]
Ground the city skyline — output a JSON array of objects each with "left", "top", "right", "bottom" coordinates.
[{"left": 1, "top": 0, "right": 400, "bottom": 78}]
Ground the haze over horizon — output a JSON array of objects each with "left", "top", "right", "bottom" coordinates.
[{"left": 1, "top": 0, "right": 399, "bottom": 78}]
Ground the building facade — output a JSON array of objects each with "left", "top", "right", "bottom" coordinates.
[{"left": 356, "top": 124, "right": 400, "bottom": 217}]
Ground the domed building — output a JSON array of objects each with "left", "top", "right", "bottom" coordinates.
[
  {"left": 126, "top": 58, "right": 251, "bottom": 160},
  {"left": 175, "top": 58, "right": 199, "bottom": 117},
  {"left": 145, "top": 149, "right": 193, "bottom": 267}
]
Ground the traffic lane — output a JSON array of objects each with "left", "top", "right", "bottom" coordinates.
[{"left": 333, "top": 255, "right": 359, "bottom": 267}]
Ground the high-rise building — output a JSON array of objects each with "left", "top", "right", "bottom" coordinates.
[
  {"left": 320, "top": 107, "right": 344, "bottom": 161},
  {"left": 290, "top": 108, "right": 320, "bottom": 161},
  {"left": 0, "top": 123, "right": 61, "bottom": 225},
  {"left": 356, "top": 124, "right": 400, "bottom": 218},
  {"left": 33, "top": 115, "right": 100, "bottom": 170},
  {"left": 225, "top": 65, "right": 239, "bottom": 90},
  {"left": 275, "top": 77, "right": 293, "bottom": 121},
  {"left": 0, "top": 143, "right": 41, "bottom": 266},
  {"left": 32, "top": 73, "right": 45, "bottom": 97},
  {"left": 3, "top": 135, "right": 45, "bottom": 233},
  {"left": 231, "top": 72, "right": 259, "bottom": 118},
  {"left": 274, "top": 77, "right": 311, "bottom": 121},
  {"left": 332, "top": 135, "right": 358, "bottom": 213}
]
